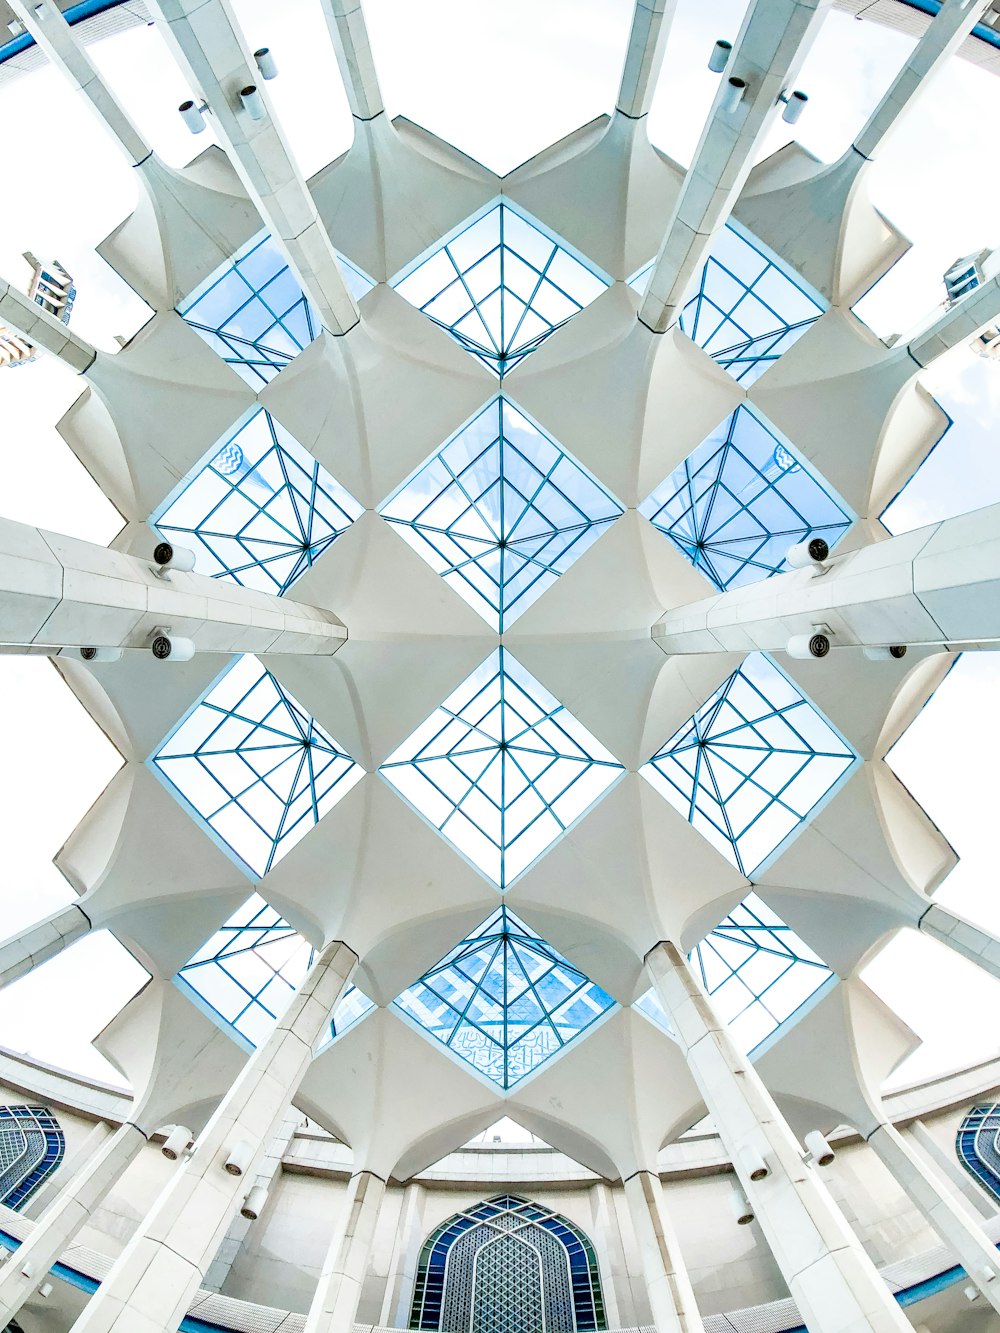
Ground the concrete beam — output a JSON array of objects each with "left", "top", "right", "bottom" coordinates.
[
  {"left": 651, "top": 502, "right": 1000, "bottom": 656},
  {"left": 0, "top": 279, "right": 95, "bottom": 373},
  {"left": 0, "top": 515, "right": 347, "bottom": 657},
  {"left": 617, "top": 0, "right": 676, "bottom": 120},
  {"left": 638, "top": 0, "right": 829, "bottom": 333},
  {"left": 319, "top": 0, "right": 383, "bottom": 122},
  {"left": 908, "top": 269, "right": 1000, "bottom": 367},
  {"left": 147, "top": 0, "right": 360, "bottom": 335}
]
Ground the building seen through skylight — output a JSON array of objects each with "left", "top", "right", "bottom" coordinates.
[
  {"left": 150, "top": 655, "right": 363, "bottom": 879},
  {"left": 393, "top": 906, "right": 615, "bottom": 1089},
  {"left": 151, "top": 407, "right": 363, "bottom": 596},
  {"left": 392, "top": 202, "right": 610, "bottom": 377},
  {"left": 640, "top": 405, "right": 853, "bottom": 591},
  {"left": 641, "top": 653, "right": 858, "bottom": 876},
  {"left": 379, "top": 648, "right": 624, "bottom": 889},
  {"left": 380, "top": 396, "right": 623, "bottom": 630}
]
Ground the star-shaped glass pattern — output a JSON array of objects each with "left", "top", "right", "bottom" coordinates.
[
  {"left": 393, "top": 907, "right": 615, "bottom": 1089},
  {"left": 379, "top": 397, "right": 622, "bottom": 630},
  {"left": 629, "top": 223, "right": 824, "bottom": 386},
  {"left": 151, "top": 655, "right": 363, "bottom": 879},
  {"left": 392, "top": 203, "right": 609, "bottom": 377},
  {"left": 380, "top": 650, "right": 623, "bottom": 889},
  {"left": 150, "top": 407, "right": 362, "bottom": 596},
  {"left": 641, "top": 653, "right": 858, "bottom": 876},
  {"left": 178, "top": 231, "right": 374, "bottom": 388},
  {"left": 639, "top": 405, "right": 853, "bottom": 591},
  {"left": 178, "top": 894, "right": 374, "bottom": 1048}
]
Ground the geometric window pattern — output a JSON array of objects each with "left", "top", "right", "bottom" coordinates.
[
  {"left": 393, "top": 907, "right": 616, "bottom": 1090},
  {"left": 392, "top": 203, "right": 609, "bottom": 378},
  {"left": 409, "top": 1195, "right": 606, "bottom": 1333},
  {"left": 178, "top": 230, "right": 374, "bottom": 388},
  {"left": 380, "top": 397, "right": 622, "bottom": 631},
  {"left": 380, "top": 649, "right": 624, "bottom": 890},
  {"left": 957, "top": 1104, "right": 1000, "bottom": 1206},
  {"left": 150, "top": 655, "right": 363, "bottom": 880},
  {"left": 639, "top": 405, "right": 853, "bottom": 592},
  {"left": 679, "top": 222, "right": 825, "bottom": 387},
  {"left": 178, "top": 894, "right": 373, "bottom": 1049},
  {"left": 641, "top": 653, "right": 858, "bottom": 876},
  {"left": 150, "top": 408, "right": 363, "bottom": 597},
  {"left": 0, "top": 1106, "right": 64, "bottom": 1210},
  {"left": 691, "top": 892, "right": 833, "bottom": 1054}
]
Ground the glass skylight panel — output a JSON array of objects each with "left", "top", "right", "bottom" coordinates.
[
  {"left": 178, "top": 231, "right": 374, "bottom": 387},
  {"left": 641, "top": 653, "right": 858, "bottom": 876},
  {"left": 692, "top": 893, "right": 833, "bottom": 1054},
  {"left": 379, "top": 649, "right": 624, "bottom": 889},
  {"left": 393, "top": 906, "right": 615, "bottom": 1089},
  {"left": 150, "top": 408, "right": 362, "bottom": 596},
  {"left": 680, "top": 224, "right": 825, "bottom": 386},
  {"left": 379, "top": 397, "right": 623, "bottom": 630},
  {"left": 391, "top": 203, "right": 610, "bottom": 377},
  {"left": 633, "top": 987, "right": 674, "bottom": 1037},
  {"left": 178, "top": 894, "right": 374, "bottom": 1048},
  {"left": 151, "top": 655, "right": 363, "bottom": 879},
  {"left": 639, "top": 405, "right": 853, "bottom": 592}
]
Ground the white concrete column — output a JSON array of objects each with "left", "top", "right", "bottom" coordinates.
[
  {"left": 651, "top": 501, "right": 1000, "bottom": 656},
  {"left": 69, "top": 940, "right": 357, "bottom": 1333},
  {"left": 0, "top": 279, "right": 95, "bottom": 373},
  {"left": 646, "top": 941, "right": 912, "bottom": 1333},
  {"left": 865, "top": 1122, "right": 1000, "bottom": 1311},
  {"left": 0, "top": 513, "right": 347, "bottom": 658},
  {"left": 8, "top": 0, "right": 151, "bottom": 166},
  {"left": 909, "top": 268, "right": 1000, "bottom": 367},
  {"left": 616, "top": 0, "right": 675, "bottom": 119},
  {"left": 0, "top": 1122, "right": 146, "bottom": 1324},
  {"left": 305, "top": 1168, "right": 386, "bottom": 1333},
  {"left": 319, "top": 0, "right": 383, "bottom": 121},
  {"left": 908, "top": 1120, "right": 998, "bottom": 1221},
  {"left": 147, "top": 0, "right": 360, "bottom": 335},
  {"left": 623, "top": 1169, "right": 703, "bottom": 1333},
  {"left": 638, "top": 0, "right": 829, "bottom": 333},
  {"left": 918, "top": 903, "right": 1000, "bottom": 985},
  {"left": 0, "top": 904, "right": 91, "bottom": 990}
]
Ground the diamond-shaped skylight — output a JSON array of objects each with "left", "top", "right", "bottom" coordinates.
[
  {"left": 379, "top": 396, "right": 622, "bottom": 630},
  {"left": 641, "top": 653, "right": 858, "bottom": 876},
  {"left": 177, "top": 894, "right": 373, "bottom": 1049},
  {"left": 379, "top": 649, "right": 623, "bottom": 890},
  {"left": 393, "top": 906, "right": 615, "bottom": 1089},
  {"left": 392, "top": 203, "right": 609, "bottom": 377},
  {"left": 629, "top": 223, "right": 824, "bottom": 386},
  {"left": 178, "top": 231, "right": 374, "bottom": 387},
  {"left": 640, "top": 405, "right": 853, "bottom": 591},
  {"left": 151, "top": 655, "right": 363, "bottom": 879},
  {"left": 150, "top": 407, "right": 362, "bottom": 596}
]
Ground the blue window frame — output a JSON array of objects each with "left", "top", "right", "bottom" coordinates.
[
  {"left": 394, "top": 907, "right": 615, "bottom": 1090},
  {"left": 150, "top": 407, "right": 362, "bottom": 596},
  {"left": 379, "top": 648, "right": 624, "bottom": 890},
  {"left": 178, "top": 893, "right": 373, "bottom": 1049},
  {"left": 150, "top": 655, "right": 363, "bottom": 880},
  {"left": 392, "top": 202, "right": 609, "bottom": 378},
  {"left": 640, "top": 405, "right": 853, "bottom": 591},
  {"left": 641, "top": 652, "right": 858, "bottom": 876},
  {"left": 379, "top": 396, "right": 622, "bottom": 631},
  {"left": 958, "top": 1105, "right": 1000, "bottom": 1204},
  {"left": 0, "top": 1106, "right": 64, "bottom": 1210},
  {"left": 409, "top": 1195, "right": 606, "bottom": 1333},
  {"left": 178, "top": 231, "right": 374, "bottom": 387}
]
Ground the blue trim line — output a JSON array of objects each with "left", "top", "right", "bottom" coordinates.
[
  {"left": 896, "top": 0, "right": 1000, "bottom": 49},
  {"left": 0, "top": 1, "right": 135, "bottom": 64}
]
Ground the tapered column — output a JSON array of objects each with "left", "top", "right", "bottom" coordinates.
[
  {"left": 638, "top": 0, "right": 829, "bottom": 333},
  {"left": 305, "top": 1169, "right": 386, "bottom": 1333},
  {"left": 0, "top": 1123, "right": 146, "bottom": 1324},
  {"left": 320, "top": 0, "right": 383, "bottom": 121},
  {"left": 0, "top": 513, "right": 347, "bottom": 657},
  {"left": 0, "top": 904, "right": 91, "bottom": 990},
  {"left": 652, "top": 501, "right": 1000, "bottom": 656},
  {"left": 616, "top": 0, "right": 675, "bottom": 119},
  {"left": 646, "top": 941, "right": 912, "bottom": 1333},
  {"left": 147, "top": 0, "right": 360, "bottom": 335},
  {"left": 623, "top": 1170, "right": 703, "bottom": 1333},
  {"left": 69, "top": 940, "right": 357, "bottom": 1333},
  {"left": 865, "top": 1123, "right": 1000, "bottom": 1311},
  {"left": 0, "top": 279, "right": 95, "bottom": 373}
]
